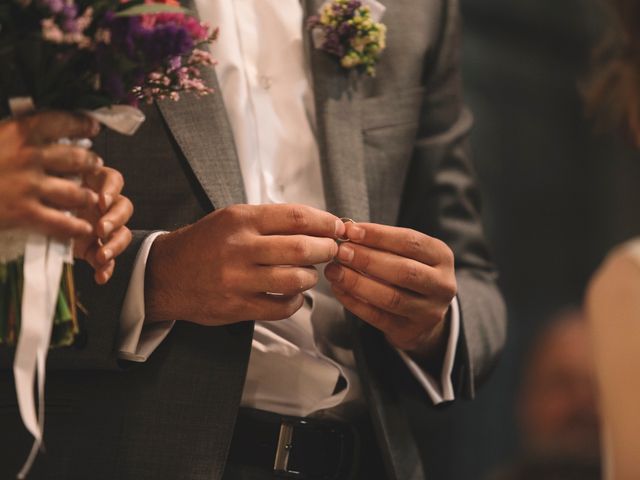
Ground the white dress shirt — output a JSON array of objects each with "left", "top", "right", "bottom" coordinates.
[{"left": 118, "top": 0, "right": 460, "bottom": 416}]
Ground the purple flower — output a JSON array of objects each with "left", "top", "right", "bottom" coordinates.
[
  {"left": 337, "top": 22, "right": 356, "bottom": 38},
  {"left": 142, "top": 23, "right": 194, "bottom": 65},
  {"left": 333, "top": 0, "right": 360, "bottom": 17},
  {"left": 103, "top": 14, "right": 194, "bottom": 68},
  {"left": 60, "top": 3, "right": 79, "bottom": 33},
  {"left": 323, "top": 29, "right": 346, "bottom": 58}
]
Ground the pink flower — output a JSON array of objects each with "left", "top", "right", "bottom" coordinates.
[{"left": 41, "top": 18, "right": 64, "bottom": 43}]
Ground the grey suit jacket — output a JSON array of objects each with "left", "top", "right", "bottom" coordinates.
[{"left": 0, "top": 0, "right": 506, "bottom": 478}]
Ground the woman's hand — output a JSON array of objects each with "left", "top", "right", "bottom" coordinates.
[
  {"left": 74, "top": 167, "right": 134, "bottom": 284},
  {"left": 0, "top": 111, "right": 102, "bottom": 238}
]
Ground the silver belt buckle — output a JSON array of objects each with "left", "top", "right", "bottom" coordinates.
[{"left": 274, "top": 421, "right": 300, "bottom": 477}]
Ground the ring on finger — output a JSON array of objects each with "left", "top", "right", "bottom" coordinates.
[{"left": 338, "top": 217, "right": 356, "bottom": 244}]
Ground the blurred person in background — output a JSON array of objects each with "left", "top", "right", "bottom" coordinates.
[
  {"left": 585, "top": 0, "right": 640, "bottom": 478},
  {"left": 491, "top": 308, "right": 600, "bottom": 480}
]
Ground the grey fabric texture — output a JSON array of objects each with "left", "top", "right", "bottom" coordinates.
[{"left": 0, "top": 0, "right": 506, "bottom": 478}]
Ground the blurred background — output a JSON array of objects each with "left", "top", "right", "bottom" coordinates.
[{"left": 410, "top": 0, "right": 640, "bottom": 478}]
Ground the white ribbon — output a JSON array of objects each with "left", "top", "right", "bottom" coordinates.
[
  {"left": 3, "top": 100, "right": 145, "bottom": 478},
  {"left": 14, "top": 235, "right": 69, "bottom": 478},
  {"left": 88, "top": 105, "right": 146, "bottom": 136}
]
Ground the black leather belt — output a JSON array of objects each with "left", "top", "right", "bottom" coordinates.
[{"left": 227, "top": 408, "right": 360, "bottom": 479}]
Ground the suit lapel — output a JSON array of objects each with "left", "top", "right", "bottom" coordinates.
[
  {"left": 157, "top": 69, "right": 245, "bottom": 209},
  {"left": 157, "top": 0, "right": 245, "bottom": 210},
  {"left": 304, "top": 0, "right": 371, "bottom": 222}
]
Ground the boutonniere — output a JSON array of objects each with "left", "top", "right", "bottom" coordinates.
[{"left": 307, "top": 0, "right": 387, "bottom": 76}]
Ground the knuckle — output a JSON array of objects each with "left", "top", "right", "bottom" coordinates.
[
  {"left": 385, "top": 288, "right": 403, "bottom": 311},
  {"left": 291, "top": 238, "right": 311, "bottom": 262},
  {"left": 321, "top": 239, "right": 338, "bottom": 262},
  {"left": 398, "top": 262, "right": 420, "bottom": 286},
  {"left": 403, "top": 231, "right": 424, "bottom": 257},
  {"left": 287, "top": 205, "right": 309, "bottom": 230},
  {"left": 223, "top": 204, "right": 250, "bottom": 226},
  {"left": 439, "top": 241, "right": 455, "bottom": 265},
  {"left": 223, "top": 232, "right": 247, "bottom": 255}
]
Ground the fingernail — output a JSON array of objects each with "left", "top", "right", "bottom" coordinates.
[
  {"left": 335, "top": 219, "right": 345, "bottom": 238},
  {"left": 91, "top": 154, "right": 104, "bottom": 169},
  {"left": 103, "top": 193, "right": 113, "bottom": 210},
  {"left": 102, "top": 220, "right": 113, "bottom": 237},
  {"left": 348, "top": 225, "right": 365, "bottom": 241},
  {"left": 102, "top": 248, "right": 113, "bottom": 262},
  {"left": 82, "top": 222, "right": 93, "bottom": 235},
  {"left": 76, "top": 138, "right": 93, "bottom": 149},
  {"left": 338, "top": 244, "right": 354, "bottom": 263},
  {"left": 325, "top": 263, "right": 344, "bottom": 282},
  {"left": 89, "top": 119, "right": 100, "bottom": 137},
  {"left": 87, "top": 190, "right": 99, "bottom": 204}
]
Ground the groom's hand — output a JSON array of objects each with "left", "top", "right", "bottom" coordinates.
[
  {"left": 324, "top": 222, "right": 457, "bottom": 364},
  {"left": 145, "top": 204, "right": 345, "bottom": 325}
]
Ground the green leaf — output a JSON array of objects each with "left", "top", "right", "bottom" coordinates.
[{"left": 115, "top": 4, "right": 191, "bottom": 17}]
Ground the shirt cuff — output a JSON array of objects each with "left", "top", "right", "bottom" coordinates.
[
  {"left": 118, "top": 231, "right": 175, "bottom": 362},
  {"left": 396, "top": 296, "right": 460, "bottom": 405}
]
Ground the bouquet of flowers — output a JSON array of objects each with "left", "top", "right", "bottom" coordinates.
[
  {"left": 0, "top": 0, "right": 216, "bottom": 475},
  {"left": 0, "top": 0, "right": 217, "bottom": 346}
]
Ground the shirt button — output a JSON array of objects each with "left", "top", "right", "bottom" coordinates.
[{"left": 258, "top": 75, "right": 273, "bottom": 90}]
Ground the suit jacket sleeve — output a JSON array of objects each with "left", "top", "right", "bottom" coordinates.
[
  {"left": 397, "top": 0, "right": 507, "bottom": 398},
  {"left": 0, "top": 230, "right": 154, "bottom": 371}
]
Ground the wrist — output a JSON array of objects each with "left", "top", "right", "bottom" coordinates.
[
  {"left": 405, "top": 312, "right": 451, "bottom": 377},
  {"left": 144, "top": 230, "right": 181, "bottom": 323}
]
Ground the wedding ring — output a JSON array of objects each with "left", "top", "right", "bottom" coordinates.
[{"left": 337, "top": 217, "right": 356, "bottom": 243}]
